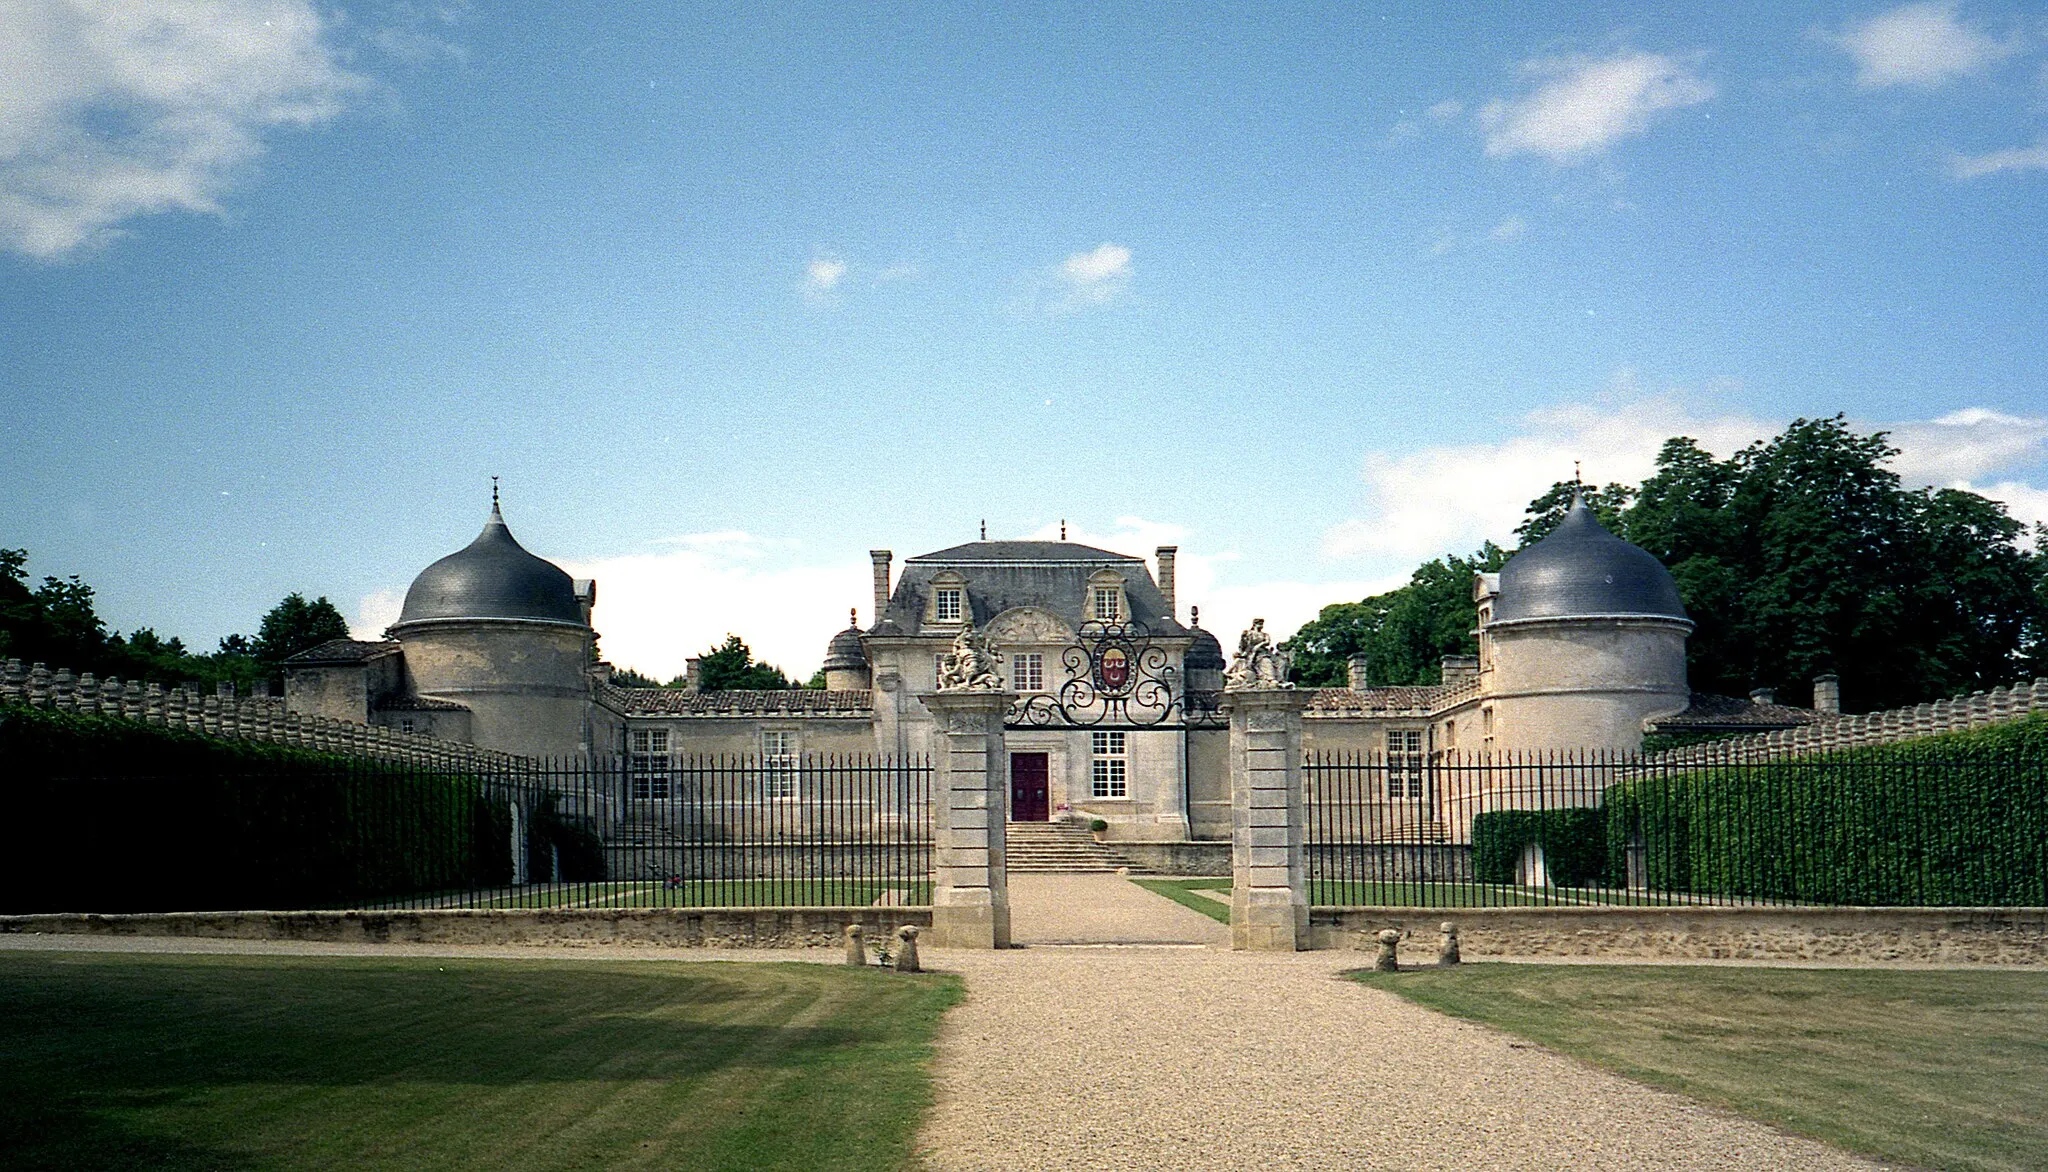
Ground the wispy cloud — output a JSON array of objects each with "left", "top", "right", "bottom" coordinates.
[
  {"left": 803, "top": 257, "right": 846, "bottom": 298},
  {"left": 1479, "top": 51, "right": 1714, "bottom": 164},
  {"left": 1059, "top": 242, "right": 1133, "bottom": 304},
  {"left": 1823, "top": 2, "right": 2021, "bottom": 89},
  {"left": 0, "top": 0, "right": 365, "bottom": 260},
  {"left": 1950, "top": 139, "right": 2048, "bottom": 178}
]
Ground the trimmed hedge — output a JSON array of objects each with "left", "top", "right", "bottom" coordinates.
[
  {"left": 1604, "top": 716, "right": 2048, "bottom": 905},
  {"left": 1, "top": 704, "right": 513, "bottom": 913},
  {"left": 1471, "top": 808, "right": 1604, "bottom": 887}
]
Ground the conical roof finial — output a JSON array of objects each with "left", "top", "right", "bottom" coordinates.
[{"left": 490, "top": 475, "right": 503, "bottom": 521}]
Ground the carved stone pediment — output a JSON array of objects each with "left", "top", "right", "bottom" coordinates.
[{"left": 984, "top": 606, "right": 1074, "bottom": 647}]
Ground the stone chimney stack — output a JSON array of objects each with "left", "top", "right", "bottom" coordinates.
[
  {"left": 1812, "top": 673, "right": 1841, "bottom": 713},
  {"left": 870, "top": 550, "right": 893, "bottom": 625},
  {"left": 1347, "top": 653, "right": 1370, "bottom": 691},
  {"left": 684, "top": 657, "right": 702, "bottom": 691},
  {"left": 1155, "top": 546, "right": 1177, "bottom": 617},
  {"left": 1440, "top": 655, "right": 1479, "bottom": 686},
  {"left": 1750, "top": 687, "right": 1777, "bottom": 706}
]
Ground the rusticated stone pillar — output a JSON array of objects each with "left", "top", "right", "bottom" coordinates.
[
  {"left": 919, "top": 689, "right": 1015, "bottom": 949},
  {"left": 1221, "top": 686, "right": 1310, "bottom": 951}
]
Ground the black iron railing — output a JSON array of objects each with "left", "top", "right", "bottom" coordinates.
[
  {"left": 5, "top": 753, "right": 931, "bottom": 915},
  {"left": 1305, "top": 747, "right": 2048, "bottom": 909}
]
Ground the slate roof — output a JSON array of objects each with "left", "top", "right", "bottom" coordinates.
[
  {"left": 282, "top": 639, "right": 401, "bottom": 665},
  {"left": 882, "top": 540, "right": 1183, "bottom": 637},
  {"left": 374, "top": 695, "right": 470, "bottom": 712},
  {"left": 606, "top": 686, "right": 873, "bottom": 717},
  {"left": 396, "top": 502, "right": 586, "bottom": 628},
  {"left": 1492, "top": 498, "right": 1689, "bottom": 625},
  {"left": 1648, "top": 692, "right": 1839, "bottom": 733}
]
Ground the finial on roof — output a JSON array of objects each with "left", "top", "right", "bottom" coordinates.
[
  {"left": 1569, "top": 461, "right": 1585, "bottom": 509},
  {"left": 490, "top": 475, "right": 503, "bottom": 520},
  {"left": 849, "top": 607, "right": 858, "bottom": 629},
  {"left": 1191, "top": 605, "right": 1200, "bottom": 628},
  {"left": 980, "top": 519, "right": 986, "bottom": 540},
  {"left": 1060, "top": 519, "right": 1067, "bottom": 541}
]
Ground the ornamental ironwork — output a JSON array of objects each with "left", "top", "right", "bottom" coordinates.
[{"left": 1006, "top": 620, "right": 1224, "bottom": 729}]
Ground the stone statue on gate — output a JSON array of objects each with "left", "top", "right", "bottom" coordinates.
[
  {"left": 937, "top": 622, "right": 1005, "bottom": 691},
  {"left": 1225, "top": 618, "right": 1293, "bottom": 690}
]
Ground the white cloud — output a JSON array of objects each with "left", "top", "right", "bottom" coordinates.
[
  {"left": 803, "top": 257, "right": 846, "bottom": 292},
  {"left": 1488, "top": 215, "right": 1529, "bottom": 242},
  {"left": 1058, "top": 242, "right": 1132, "bottom": 304},
  {"left": 350, "top": 588, "right": 404, "bottom": 640},
  {"left": 1886, "top": 407, "right": 2048, "bottom": 482},
  {"left": 1825, "top": 2, "right": 2019, "bottom": 90},
  {"left": 0, "top": 0, "right": 364, "bottom": 259},
  {"left": 1479, "top": 51, "right": 1714, "bottom": 164},
  {"left": 1969, "top": 480, "right": 2048, "bottom": 530},
  {"left": 558, "top": 535, "right": 871, "bottom": 681},
  {"left": 1950, "top": 139, "right": 2048, "bottom": 178}
]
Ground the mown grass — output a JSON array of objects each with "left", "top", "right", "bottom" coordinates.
[
  {"left": 386, "top": 879, "right": 934, "bottom": 910},
  {"left": 1351, "top": 963, "right": 2048, "bottom": 1172},
  {"left": 1129, "top": 878, "right": 1232, "bottom": 923},
  {"left": 0, "top": 950, "right": 960, "bottom": 1171}
]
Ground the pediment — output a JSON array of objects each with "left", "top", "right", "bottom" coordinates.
[{"left": 984, "top": 606, "right": 1074, "bottom": 646}]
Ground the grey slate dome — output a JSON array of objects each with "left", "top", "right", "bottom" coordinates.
[
  {"left": 822, "top": 622, "right": 868, "bottom": 670},
  {"left": 1185, "top": 625, "right": 1226, "bottom": 670},
  {"left": 394, "top": 502, "right": 585, "bottom": 628},
  {"left": 1492, "top": 498, "right": 1689, "bottom": 626}
]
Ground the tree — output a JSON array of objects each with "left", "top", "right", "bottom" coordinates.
[
  {"left": 1284, "top": 545, "right": 1510, "bottom": 687},
  {"left": 1515, "top": 481, "right": 1633, "bottom": 545},
  {"left": 609, "top": 666, "right": 661, "bottom": 688},
  {"left": 252, "top": 593, "right": 351, "bottom": 671},
  {"left": 695, "top": 635, "right": 796, "bottom": 691}
]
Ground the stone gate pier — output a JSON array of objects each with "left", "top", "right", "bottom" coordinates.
[
  {"left": 922, "top": 689, "right": 1015, "bottom": 948},
  {"left": 1222, "top": 685, "right": 1309, "bottom": 950}
]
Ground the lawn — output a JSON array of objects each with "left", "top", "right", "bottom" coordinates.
[
  {"left": 1129, "top": 878, "right": 1231, "bottom": 923},
  {"left": 378, "top": 879, "right": 934, "bottom": 910},
  {"left": 1351, "top": 963, "right": 2048, "bottom": 1172},
  {"left": 0, "top": 950, "right": 961, "bottom": 1171}
]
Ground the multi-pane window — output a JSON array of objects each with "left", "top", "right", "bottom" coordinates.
[
  {"left": 1012, "top": 652, "right": 1044, "bottom": 692},
  {"left": 935, "top": 587, "right": 963, "bottom": 623},
  {"left": 1090, "top": 730, "right": 1127, "bottom": 798},
  {"left": 761, "top": 730, "right": 798, "bottom": 799},
  {"left": 399, "top": 718, "right": 415, "bottom": 735},
  {"left": 1387, "top": 729, "right": 1424, "bottom": 799},
  {"left": 631, "top": 727, "right": 672, "bottom": 800},
  {"left": 1092, "top": 586, "right": 1121, "bottom": 621}
]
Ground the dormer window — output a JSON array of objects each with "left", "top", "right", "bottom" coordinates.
[
  {"left": 1085, "top": 570, "right": 1128, "bottom": 624},
  {"left": 926, "top": 570, "right": 968, "bottom": 625},
  {"left": 935, "top": 588, "right": 963, "bottom": 623},
  {"left": 1092, "top": 586, "right": 1121, "bottom": 621}
]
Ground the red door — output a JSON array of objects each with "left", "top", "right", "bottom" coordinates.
[{"left": 1010, "top": 753, "right": 1049, "bottom": 822}]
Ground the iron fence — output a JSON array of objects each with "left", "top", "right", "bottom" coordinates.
[
  {"left": 1305, "top": 747, "right": 2048, "bottom": 909},
  {"left": 4, "top": 753, "right": 931, "bottom": 915}
]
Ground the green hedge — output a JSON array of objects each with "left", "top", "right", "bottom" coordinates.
[
  {"left": 1605, "top": 716, "right": 2048, "bottom": 905},
  {"left": 1471, "top": 808, "right": 1604, "bottom": 886},
  {"left": 1, "top": 704, "right": 514, "bottom": 914}
]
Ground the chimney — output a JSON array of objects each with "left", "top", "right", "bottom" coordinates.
[
  {"left": 684, "top": 657, "right": 702, "bottom": 691},
  {"left": 1347, "top": 653, "right": 1370, "bottom": 691},
  {"left": 1155, "top": 546, "right": 1177, "bottom": 617},
  {"left": 870, "top": 550, "right": 892, "bottom": 625},
  {"left": 1750, "top": 687, "right": 1777, "bottom": 706},
  {"left": 1440, "top": 655, "right": 1479, "bottom": 686},
  {"left": 1812, "top": 673, "right": 1840, "bottom": 713}
]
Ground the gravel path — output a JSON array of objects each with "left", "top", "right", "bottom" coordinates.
[{"left": 1009, "top": 873, "right": 1229, "bottom": 945}]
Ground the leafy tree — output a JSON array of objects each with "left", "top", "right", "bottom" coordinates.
[
  {"left": 609, "top": 666, "right": 661, "bottom": 688},
  {"left": 695, "top": 634, "right": 797, "bottom": 691},
  {"left": 252, "top": 593, "right": 351, "bottom": 671},
  {"left": 1285, "top": 545, "right": 1510, "bottom": 687},
  {"left": 1515, "top": 481, "right": 1633, "bottom": 544}
]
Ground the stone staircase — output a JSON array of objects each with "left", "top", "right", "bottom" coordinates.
[{"left": 1005, "top": 820, "right": 1149, "bottom": 874}]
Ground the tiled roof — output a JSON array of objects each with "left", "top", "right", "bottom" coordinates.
[
  {"left": 606, "top": 686, "right": 873, "bottom": 717},
  {"left": 282, "top": 639, "right": 401, "bottom": 665},
  {"left": 1307, "top": 685, "right": 1463, "bottom": 716},
  {"left": 1649, "top": 692, "right": 1839, "bottom": 732}
]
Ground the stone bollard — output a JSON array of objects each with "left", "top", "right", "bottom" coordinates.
[
  {"left": 844, "top": 924, "right": 866, "bottom": 966},
  {"left": 1437, "top": 922, "right": 1460, "bottom": 967},
  {"left": 893, "top": 925, "right": 921, "bottom": 973},
  {"left": 1374, "top": 928, "right": 1401, "bottom": 973}
]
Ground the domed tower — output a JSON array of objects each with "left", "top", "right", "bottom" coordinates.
[
  {"left": 1183, "top": 607, "right": 1226, "bottom": 695},
  {"left": 1477, "top": 497, "right": 1692, "bottom": 753},
  {"left": 821, "top": 610, "right": 870, "bottom": 691},
  {"left": 388, "top": 494, "right": 597, "bottom": 760}
]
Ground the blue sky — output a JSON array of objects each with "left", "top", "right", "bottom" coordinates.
[{"left": 4, "top": 1, "right": 2045, "bottom": 679}]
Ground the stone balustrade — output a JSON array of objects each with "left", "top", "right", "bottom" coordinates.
[
  {"left": 1, "top": 658, "right": 527, "bottom": 772},
  {"left": 1652, "top": 677, "right": 2048, "bottom": 766}
]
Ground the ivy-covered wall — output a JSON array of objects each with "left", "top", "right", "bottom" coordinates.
[
  {"left": 2, "top": 705, "right": 513, "bottom": 913},
  {"left": 1471, "top": 808, "right": 1604, "bottom": 887}
]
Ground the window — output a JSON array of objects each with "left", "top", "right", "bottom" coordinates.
[
  {"left": 1012, "top": 652, "right": 1043, "bottom": 692},
  {"left": 935, "top": 587, "right": 963, "bottom": 623},
  {"left": 631, "top": 727, "right": 672, "bottom": 800},
  {"left": 399, "top": 718, "right": 415, "bottom": 735},
  {"left": 1387, "top": 729, "right": 1424, "bottom": 799},
  {"left": 1091, "top": 586, "right": 1121, "bottom": 621},
  {"left": 1090, "top": 730, "right": 1127, "bottom": 798},
  {"left": 762, "top": 730, "right": 798, "bottom": 799}
]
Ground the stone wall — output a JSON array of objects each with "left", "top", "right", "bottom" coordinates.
[
  {"left": 0, "top": 907, "right": 932, "bottom": 949},
  {"left": 1115, "top": 840, "right": 1231, "bottom": 875},
  {"left": 1655, "top": 677, "right": 2048, "bottom": 765},
  {"left": 1312, "top": 905, "right": 2048, "bottom": 965},
  {"left": 2, "top": 658, "right": 525, "bottom": 772}
]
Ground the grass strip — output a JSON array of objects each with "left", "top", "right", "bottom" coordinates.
[
  {"left": 0, "top": 950, "right": 961, "bottom": 1171},
  {"left": 1350, "top": 963, "right": 2048, "bottom": 1172},
  {"left": 1130, "top": 878, "right": 1231, "bottom": 923}
]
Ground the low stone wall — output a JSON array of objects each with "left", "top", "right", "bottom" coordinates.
[
  {"left": 1115, "top": 840, "right": 1231, "bottom": 875},
  {"left": 1311, "top": 906, "right": 2048, "bottom": 965},
  {"left": 1308, "top": 843, "right": 1473, "bottom": 883},
  {"left": 0, "top": 907, "right": 931, "bottom": 949}
]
